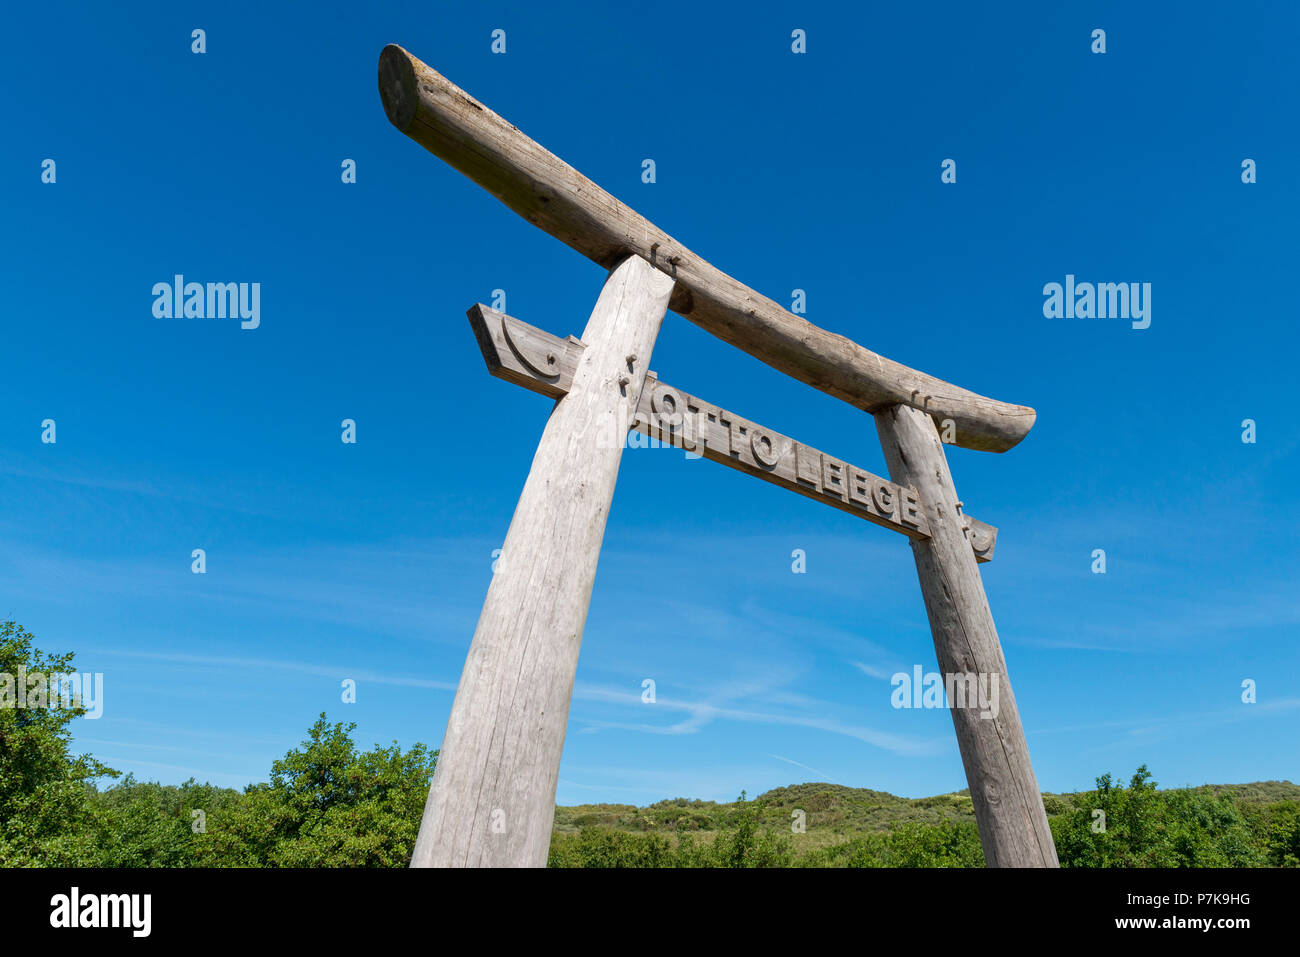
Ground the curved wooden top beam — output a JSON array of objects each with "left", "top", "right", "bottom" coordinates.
[{"left": 378, "top": 44, "right": 1035, "bottom": 452}]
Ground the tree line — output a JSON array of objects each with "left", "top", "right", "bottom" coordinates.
[{"left": 3, "top": 622, "right": 1297, "bottom": 868}]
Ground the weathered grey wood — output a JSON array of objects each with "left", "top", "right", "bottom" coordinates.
[
  {"left": 875, "top": 404, "right": 1057, "bottom": 867},
  {"left": 378, "top": 44, "right": 1036, "bottom": 454},
  {"left": 638, "top": 372, "right": 928, "bottom": 540},
  {"left": 411, "top": 255, "right": 674, "bottom": 868},
  {"left": 468, "top": 303, "right": 585, "bottom": 400},
  {"left": 635, "top": 374, "right": 997, "bottom": 563},
  {"left": 468, "top": 305, "right": 997, "bottom": 560}
]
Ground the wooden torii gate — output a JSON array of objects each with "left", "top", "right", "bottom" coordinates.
[{"left": 378, "top": 44, "right": 1058, "bottom": 869}]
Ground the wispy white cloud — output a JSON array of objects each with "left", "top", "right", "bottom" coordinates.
[
  {"left": 573, "top": 680, "right": 944, "bottom": 756},
  {"left": 85, "top": 755, "right": 260, "bottom": 790},
  {"left": 1030, "top": 697, "right": 1300, "bottom": 740},
  {"left": 88, "top": 648, "right": 458, "bottom": 691},
  {"left": 0, "top": 538, "right": 486, "bottom": 642},
  {"left": 852, "top": 660, "right": 892, "bottom": 680},
  {"left": 769, "top": 753, "right": 833, "bottom": 780},
  {"left": 75, "top": 737, "right": 254, "bottom": 763}
]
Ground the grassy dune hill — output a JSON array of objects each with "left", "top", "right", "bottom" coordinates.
[{"left": 552, "top": 779, "right": 1300, "bottom": 853}]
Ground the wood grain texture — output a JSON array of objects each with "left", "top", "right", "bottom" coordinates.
[
  {"left": 468, "top": 306, "right": 997, "bottom": 561},
  {"left": 875, "top": 404, "right": 1058, "bottom": 867},
  {"left": 636, "top": 371, "right": 928, "bottom": 540},
  {"left": 378, "top": 43, "right": 1036, "bottom": 453},
  {"left": 468, "top": 303, "right": 585, "bottom": 400},
  {"left": 634, "top": 374, "right": 997, "bottom": 563},
  {"left": 411, "top": 255, "right": 674, "bottom": 867}
]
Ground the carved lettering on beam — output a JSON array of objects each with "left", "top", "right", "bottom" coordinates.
[
  {"left": 635, "top": 374, "right": 938, "bottom": 545},
  {"left": 468, "top": 304, "right": 998, "bottom": 562}
]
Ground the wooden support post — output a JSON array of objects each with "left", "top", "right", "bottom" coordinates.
[
  {"left": 411, "top": 255, "right": 674, "bottom": 868},
  {"left": 874, "top": 405, "right": 1058, "bottom": 867},
  {"left": 467, "top": 306, "right": 1003, "bottom": 563}
]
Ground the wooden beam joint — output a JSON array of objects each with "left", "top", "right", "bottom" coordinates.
[
  {"left": 379, "top": 44, "right": 1037, "bottom": 453},
  {"left": 469, "top": 304, "right": 999, "bottom": 562}
]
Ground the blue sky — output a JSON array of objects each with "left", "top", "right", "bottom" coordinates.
[{"left": 1, "top": 1, "right": 1296, "bottom": 805}]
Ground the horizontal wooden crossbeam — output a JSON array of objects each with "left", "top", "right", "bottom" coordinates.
[
  {"left": 379, "top": 45, "right": 1036, "bottom": 453},
  {"left": 469, "top": 304, "right": 997, "bottom": 562}
]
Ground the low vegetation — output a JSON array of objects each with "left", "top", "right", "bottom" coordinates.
[{"left": 3, "top": 622, "right": 1296, "bottom": 867}]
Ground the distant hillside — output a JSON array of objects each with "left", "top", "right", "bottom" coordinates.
[
  {"left": 553, "top": 779, "right": 1300, "bottom": 847},
  {"left": 1182, "top": 781, "right": 1300, "bottom": 803}
]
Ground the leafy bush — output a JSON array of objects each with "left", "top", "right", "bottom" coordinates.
[
  {"left": 1051, "top": 765, "right": 1266, "bottom": 867},
  {"left": 191, "top": 714, "right": 436, "bottom": 867},
  {"left": 0, "top": 622, "right": 117, "bottom": 866},
  {"left": 3, "top": 621, "right": 1297, "bottom": 869}
]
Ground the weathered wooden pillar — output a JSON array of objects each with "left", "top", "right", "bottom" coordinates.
[
  {"left": 875, "top": 405, "right": 1058, "bottom": 867},
  {"left": 411, "top": 254, "right": 674, "bottom": 868}
]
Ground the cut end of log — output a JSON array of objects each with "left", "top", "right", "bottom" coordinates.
[
  {"left": 378, "top": 43, "right": 1038, "bottom": 455},
  {"left": 378, "top": 44, "right": 418, "bottom": 132},
  {"left": 959, "top": 405, "right": 1036, "bottom": 454},
  {"left": 1011, "top": 407, "right": 1037, "bottom": 450}
]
